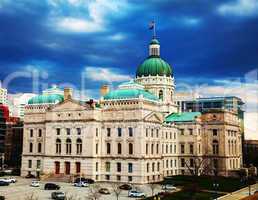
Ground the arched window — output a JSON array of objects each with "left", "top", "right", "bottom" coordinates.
[
  {"left": 152, "top": 162, "right": 155, "bottom": 172},
  {"left": 38, "top": 143, "right": 42, "bottom": 153},
  {"left": 107, "top": 143, "right": 111, "bottom": 154},
  {"left": 156, "top": 144, "right": 159, "bottom": 154},
  {"left": 66, "top": 138, "right": 72, "bottom": 154},
  {"left": 147, "top": 163, "right": 149, "bottom": 172},
  {"left": 129, "top": 143, "right": 133, "bottom": 155},
  {"left": 159, "top": 90, "right": 163, "bottom": 100},
  {"left": 146, "top": 143, "right": 148, "bottom": 155},
  {"left": 29, "top": 143, "right": 33, "bottom": 153},
  {"left": 118, "top": 143, "right": 122, "bottom": 154},
  {"left": 56, "top": 139, "right": 61, "bottom": 154},
  {"left": 212, "top": 140, "right": 219, "bottom": 155},
  {"left": 76, "top": 138, "right": 82, "bottom": 155},
  {"left": 151, "top": 144, "right": 154, "bottom": 154},
  {"left": 157, "top": 162, "right": 160, "bottom": 171}
]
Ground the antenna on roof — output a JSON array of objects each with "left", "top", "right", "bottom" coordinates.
[{"left": 149, "top": 21, "right": 156, "bottom": 39}]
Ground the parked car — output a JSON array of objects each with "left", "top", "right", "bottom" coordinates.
[
  {"left": 73, "top": 181, "right": 88, "bottom": 187},
  {"left": 119, "top": 184, "right": 132, "bottom": 190},
  {"left": 30, "top": 180, "right": 40, "bottom": 187},
  {"left": 99, "top": 188, "right": 110, "bottom": 194},
  {"left": 74, "top": 178, "right": 95, "bottom": 184},
  {"left": 0, "top": 196, "right": 5, "bottom": 200},
  {"left": 51, "top": 192, "right": 65, "bottom": 200},
  {"left": 162, "top": 184, "right": 177, "bottom": 191},
  {"left": 128, "top": 190, "right": 146, "bottom": 198},
  {"left": 25, "top": 174, "right": 36, "bottom": 179},
  {"left": 0, "top": 177, "right": 16, "bottom": 183},
  {"left": 44, "top": 183, "right": 60, "bottom": 190},
  {"left": 0, "top": 181, "right": 9, "bottom": 186}
]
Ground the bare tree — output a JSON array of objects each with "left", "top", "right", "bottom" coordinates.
[
  {"left": 24, "top": 193, "right": 39, "bottom": 200},
  {"left": 86, "top": 184, "right": 101, "bottom": 200},
  {"left": 148, "top": 182, "right": 158, "bottom": 197},
  {"left": 111, "top": 183, "right": 122, "bottom": 200}
]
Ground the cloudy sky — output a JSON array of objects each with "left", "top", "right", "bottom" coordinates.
[{"left": 0, "top": 0, "right": 257, "bottom": 138}]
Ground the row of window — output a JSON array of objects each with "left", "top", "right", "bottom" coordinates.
[
  {"left": 180, "top": 143, "right": 195, "bottom": 154},
  {"left": 29, "top": 142, "right": 42, "bottom": 153},
  {"left": 146, "top": 129, "right": 176, "bottom": 139},
  {"left": 28, "top": 159, "right": 41, "bottom": 169},
  {"left": 146, "top": 143, "right": 177, "bottom": 155},
  {"left": 179, "top": 128, "right": 201, "bottom": 136},
  {"left": 104, "top": 162, "right": 133, "bottom": 173},
  {"left": 146, "top": 159, "right": 177, "bottom": 173},
  {"left": 29, "top": 129, "right": 42, "bottom": 138}
]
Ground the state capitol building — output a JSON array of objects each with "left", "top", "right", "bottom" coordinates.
[{"left": 21, "top": 35, "right": 243, "bottom": 184}]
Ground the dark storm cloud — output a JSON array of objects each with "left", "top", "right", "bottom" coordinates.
[{"left": 0, "top": 0, "right": 257, "bottom": 94}]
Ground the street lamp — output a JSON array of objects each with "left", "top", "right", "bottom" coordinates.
[{"left": 213, "top": 183, "right": 219, "bottom": 200}]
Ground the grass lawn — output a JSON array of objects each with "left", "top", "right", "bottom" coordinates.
[
  {"left": 146, "top": 190, "right": 222, "bottom": 200},
  {"left": 163, "top": 175, "right": 248, "bottom": 192}
]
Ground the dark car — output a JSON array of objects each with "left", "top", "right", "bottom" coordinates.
[
  {"left": 0, "top": 196, "right": 5, "bottom": 200},
  {"left": 99, "top": 188, "right": 110, "bottom": 194},
  {"left": 25, "top": 174, "right": 36, "bottom": 179},
  {"left": 0, "top": 181, "right": 9, "bottom": 186},
  {"left": 51, "top": 192, "right": 65, "bottom": 200},
  {"left": 119, "top": 184, "right": 132, "bottom": 190},
  {"left": 44, "top": 183, "right": 60, "bottom": 190},
  {"left": 74, "top": 178, "right": 95, "bottom": 184}
]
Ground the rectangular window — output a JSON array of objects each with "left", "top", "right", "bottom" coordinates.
[
  {"left": 190, "top": 158, "right": 194, "bottom": 167},
  {"left": 38, "top": 129, "right": 42, "bottom": 137},
  {"left": 96, "top": 162, "right": 98, "bottom": 172},
  {"left": 117, "top": 162, "right": 121, "bottom": 172},
  {"left": 117, "top": 175, "right": 121, "bottom": 181},
  {"left": 66, "top": 128, "right": 71, "bottom": 135},
  {"left": 129, "top": 127, "right": 133, "bottom": 137},
  {"left": 96, "top": 128, "right": 98, "bottom": 137},
  {"left": 117, "top": 128, "right": 122, "bottom": 137},
  {"left": 28, "top": 160, "right": 32, "bottom": 168},
  {"left": 30, "top": 129, "right": 33, "bottom": 137},
  {"left": 96, "top": 143, "right": 98, "bottom": 154},
  {"left": 189, "top": 128, "right": 193, "bottom": 135},
  {"left": 189, "top": 144, "right": 194, "bottom": 154},
  {"left": 36, "top": 160, "right": 40, "bottom": 169},
  {"left": 181, "top": 158, "right": 185, "bottom": 167},
  {"left": 105, "top": 175, "right": 110, "bottom": 180},
  {"left": 107, "top": 128, "right": 111, "bottom": 137},
  {"left": 56, "top": 128, "right": 60, "bottom": 135},
  {"left": 156, "top": 129, "right": 159, "bottom": 138},
  {"left": 213, "top": 129, "right": 218, "bottom": 136},
  {"left": 146, "top": 129, "right": 148, "bottom": 137},
  {"left": 77, "top": 128, "right": 81, "bottom": 135},
  {"left": 105, "top": 162, "right": 110, "bottom": 172},
  {"left": 181, "top": 144, "right": 185, "bottom": 154},
  {"left": 128, "top": 176, "right": 132, "bottom": 182},
  {"left": 128, "top": 163, "right": 133, "bottom": 173}
]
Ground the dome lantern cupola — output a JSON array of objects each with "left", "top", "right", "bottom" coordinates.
[{"left": 149, "top": 38, "right": 160, "bottom": 56}]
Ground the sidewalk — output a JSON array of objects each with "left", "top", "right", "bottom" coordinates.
[{"left": 218, "top": 183, "right": 258, "bottom": 200}]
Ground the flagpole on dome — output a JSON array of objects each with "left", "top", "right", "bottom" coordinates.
[{"left": 149, "top": 21, "right": 156, "bottom": 39}]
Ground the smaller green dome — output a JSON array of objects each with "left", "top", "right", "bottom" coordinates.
[
  {"left": 104, "top": 89, "right": 158, "bottom": 101},
  {"left": 28, "top": 94, "right": 64, "bottom": 105},
  {"left": 150, "top": 39, "right": 160, "bottom": 45}
]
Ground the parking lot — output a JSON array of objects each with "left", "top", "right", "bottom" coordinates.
[{"left": 0, "top": 177, "right": 166, "bottom": 200}]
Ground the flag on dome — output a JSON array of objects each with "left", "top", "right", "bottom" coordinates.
[{"left": 149, "top": 21, "right": 155, "bottom": 29}]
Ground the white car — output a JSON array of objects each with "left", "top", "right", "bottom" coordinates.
[
  {"left": 0, "top": 177, "right": 16, "bottom": 183},
  {"left": 162, "top": 184, "right": 177, "bottom": 190},
  {"left": 30, "top": 180, "right": 40, "bottom": 187},
  {"left": 73, "top": 182, "right": 89, "bottom": 187},
  {"left": 128, "top": 190, "right": 146, "bottom": 198}
]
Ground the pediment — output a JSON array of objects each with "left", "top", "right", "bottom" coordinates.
[
  {"left": 49, "top": 99, "right": 92, "bottom": 112},
  {"left": 144, "top": 112, "right": 163, "bottom": 123}
]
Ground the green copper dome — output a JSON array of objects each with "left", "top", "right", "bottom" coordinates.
[
  {"left": 28, "top": 94, "right": 64, "bottom": 105},
  {"left": 104, "top": 88, "right": 158, "bottom": 101},
  {"left": 136, "top": 55, "right": 172, "bottom": 77}
]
